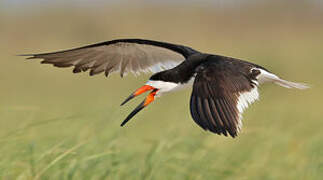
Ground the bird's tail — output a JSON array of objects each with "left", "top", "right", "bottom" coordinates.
[
  {"left": 256, "top": 68, "right": 309, "bottom": 89},
  {"left": 273, "top": 78, "right": 309, "bottom": 89}
]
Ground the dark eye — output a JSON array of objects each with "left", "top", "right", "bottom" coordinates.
[{"left": 250, "top": 68, "right": 260, "bottom": 76}]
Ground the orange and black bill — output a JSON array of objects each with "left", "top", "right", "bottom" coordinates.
[
  {"left": 120, "top": 85, "right": 154, "bottom": 106},
  {"left": 120, "top": 87, "right": 158, "bottom": 126}
]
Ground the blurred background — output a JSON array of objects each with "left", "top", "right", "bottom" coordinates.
[{"left": 0, "top": 0, "right": 322, "bottom": 179}]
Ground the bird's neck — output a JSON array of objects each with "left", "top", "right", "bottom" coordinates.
[{"left": 150, "top": 54, "right": 207, "bottom": 84}]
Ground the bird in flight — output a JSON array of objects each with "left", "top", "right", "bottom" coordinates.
[{"left": 22, "top": 39, "right": 308, "bottom": 137}]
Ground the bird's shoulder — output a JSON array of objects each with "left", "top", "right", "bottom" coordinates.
[{"left": 195, "top": 54, "right": 265, "bottom": 78}]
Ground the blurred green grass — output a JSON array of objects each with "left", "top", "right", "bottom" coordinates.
[{"left": 0, "top": 1, "right": 322, "bottom": 179}]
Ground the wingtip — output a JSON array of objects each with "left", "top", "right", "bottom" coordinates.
[
  {"left": 17, "top": 54, "right": 36, "bottom": 59},
  {"left": 17, "top": 54, "right": 32, "bottom": 56}
]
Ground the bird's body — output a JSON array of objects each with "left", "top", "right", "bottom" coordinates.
[{"left": 22, "top": 38, "right": 308, "bottom": 137}]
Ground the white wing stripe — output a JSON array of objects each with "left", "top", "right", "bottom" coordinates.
[{"left": 236, "top": 87, "right": 259, "bottom": 132}]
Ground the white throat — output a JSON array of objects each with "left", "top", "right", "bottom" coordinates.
[{"left": 145, "top": 79, "right": 194, "bottom": 96}]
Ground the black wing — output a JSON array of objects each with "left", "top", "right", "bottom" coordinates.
[
  {"left": 190, "top": 57, "right": 260, "bottom": 137},
  {"left": 21, "top": 39, "right": 199, "bottom": 77}
]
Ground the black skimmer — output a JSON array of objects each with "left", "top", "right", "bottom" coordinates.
[{"left": 22, "top": 39, "right": 308, "bottom": 137}]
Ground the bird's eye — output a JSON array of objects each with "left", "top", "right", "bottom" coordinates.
[{"left": 250, "top": 68, "right": 260, "bottom": 76}]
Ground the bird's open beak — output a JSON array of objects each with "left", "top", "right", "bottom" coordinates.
[
  {"left": 120, "top": 85, "right": 158, "bottom": 126},
  {"left": 120, "top": 85, "right": 155, "bottom": 106}
]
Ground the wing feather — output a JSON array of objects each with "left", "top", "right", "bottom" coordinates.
[
  {"left": 202, "top": 99, "right": 221, "bottom": 134},
  {"left": 22, "top": 39, "right": 199, "bottom": 77},
  {"left": 190, "top": 95, "right": 207, "bottom": 130},
  {"left": 190, "top": 59, "right": 259, "bottom": 137},
  {"left": 209, "top": 98, "right": 228, "bottom": 136},
  {"left": 197, "top": 96, "right": 215, "bottom": 132},
  {"left": 215, "top": 99, "right": 235, "bottom": 136}
]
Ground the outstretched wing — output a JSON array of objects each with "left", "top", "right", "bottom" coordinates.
[
  {"left": 22, "top": 39, "right": 199, "bottom": 77},
  {"left": 190, "top": 58, "right": 260, "bottom": 137}
]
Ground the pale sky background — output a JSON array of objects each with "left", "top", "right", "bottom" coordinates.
[
  {"left": 1, "top": 0, "right": 322, "bottom": 15},
  {"left": 0, "top": 0, "right": 252, "bottom": 8},
  {"left": 1, "top": 0, "right": 322, "bottom": 8}
]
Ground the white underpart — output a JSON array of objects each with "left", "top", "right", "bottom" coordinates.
[
  {"left": 234, "top": 68, "right": 309, "bottom": 132},
  {"left": 146, "top": 78, "right": 194, "bottom": 97},
  {"left": 236, "top": 87, "right": 259, "bottom": 132},
  {"left": 254, "top": 68, "right": 309, "bottom": 89}
]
